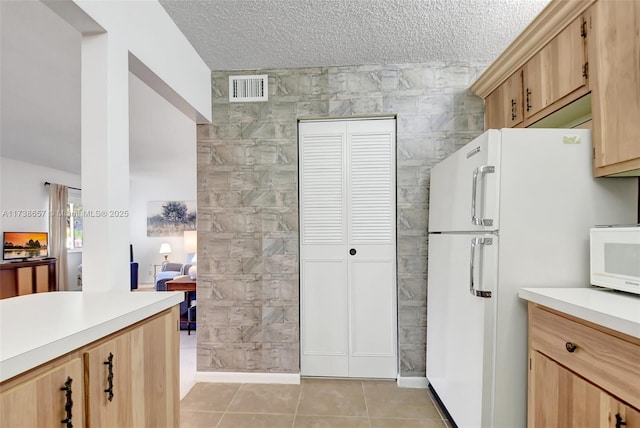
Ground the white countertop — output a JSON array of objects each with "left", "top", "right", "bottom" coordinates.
[
  {"left": 0, "top": 291, "right": 183, "bottom": 382},
  {"left": 519, "top": 287, "right": 640, "bottom": 339}
]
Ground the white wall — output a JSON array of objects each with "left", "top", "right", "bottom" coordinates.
[
  {"left": 0, "top": 157, "right": 82, "bottom": 290},
  {"left": 43, "top": 0, "right": 211, "bottom": 291}
]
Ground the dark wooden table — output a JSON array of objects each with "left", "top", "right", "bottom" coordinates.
[
  {"left": 166, "top": 276, "right": 196, "bottom": 334},
  {"left": 166, "top": 276, "right": 196, "bottom": 292}
]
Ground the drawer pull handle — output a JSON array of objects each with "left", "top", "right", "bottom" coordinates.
[
  {"left": 60, "top": 377, "right": 73, "bottom": 427},
  {"left": 565, "top": 342, "right": 577, "bottom": 353},
  {"left": 104, "top": 352, "right": 114, "bottom": 402}
]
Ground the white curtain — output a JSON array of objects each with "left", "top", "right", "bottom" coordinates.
[{"left": 49, "top": 183, "right": 68, "bottom": 291}]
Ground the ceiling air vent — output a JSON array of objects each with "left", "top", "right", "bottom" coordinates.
[{"left": 229, "top": 75, "right": 268, "bottom": 102}]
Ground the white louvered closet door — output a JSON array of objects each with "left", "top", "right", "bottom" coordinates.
[{"left": 299, "top": 118, "right": 397, "bottom": 379}]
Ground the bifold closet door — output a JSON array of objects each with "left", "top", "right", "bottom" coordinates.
[{"left": 299, "top": 118, "right": 397, "bottom": 379}]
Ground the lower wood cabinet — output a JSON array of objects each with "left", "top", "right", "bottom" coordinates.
[
  {"left": 0, "top": 358, "right": 84, "bottom": 427},
  {"left": 0, "top": 306, "right": 179, "bottom": 428},
  {"left": 84, "top": 331, "right": 134, "bottom": 427},
  {"left": 530, "top": 351, "right": 640, "bottom": 427},
  {"left": 527, "top": 303, "right": 640, "bottom": 427}
]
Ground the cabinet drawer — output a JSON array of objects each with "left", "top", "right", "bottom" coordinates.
[{"left": 529, "top": 304, "right": 640, "bottom": 408}]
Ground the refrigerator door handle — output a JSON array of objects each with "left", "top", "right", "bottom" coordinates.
[
  {"left": 469, "top": 237, "right": 493, "bottom": 298},
  {"left": 471, "top": 165, "right": 495, "bottom": 227}
]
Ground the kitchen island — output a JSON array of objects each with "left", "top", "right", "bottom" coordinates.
[
  {"left": 519, "top": 287, "right": 640, "bottom": 427},
  {"left": 0, "top": 291, "right": 184, "bottom": 427}
]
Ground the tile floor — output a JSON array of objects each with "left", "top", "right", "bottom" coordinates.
[
  {"left": 180, "top": 379, "right": 452, "bottom": 428},
  {"left": 179, "top": 332, "right": 451, "bottom": 428}
]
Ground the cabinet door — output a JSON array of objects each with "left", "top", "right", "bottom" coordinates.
[
  {"left": 0, "top": 358, "right": 84, "bottom": 428},
  {"left": 484, "top": 86, "right": 504, "bottom": 130},
  {"left": 84, "top": 332, "right": 133, "bottom": 427},
  {"left": 529, "top": 351, "right": 640, "bottom": 428},
  {"left": 35, "top": 264, "right": 50, "bottom": 293},
  {"left": 524, "top": 16, "right": 587, "bottom": 119},
  {"left": 485, "top": 70, "right": 523, "bottom": 129},
  {"left": 130, "top": 307, "right": 180, "bottom": 427},
  {"left": 588, "top": 0, "right": 640, "bottom": 176},
  {"left": 609, "top": 400, "right": 640, "bottom": 428},
  {"left": 299, "top": 119, "right": 397, "bottom": 379},
  {"left": 16, "top": 267, "right": 32, "bottom": 295}
]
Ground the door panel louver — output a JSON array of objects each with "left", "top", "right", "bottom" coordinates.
[
  {"left": 229, "top": 75, "right": 268, "bottom": 102},
  {"left": 301, "top": 134, "right": 344, "bottom": 244},
  {"left": 350, "top": 133, "right": 393, "bottom": 243}
]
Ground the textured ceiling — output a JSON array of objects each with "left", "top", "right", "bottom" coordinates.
[
  {"left": 159, "top": 0, "right": 550, "bottom": 71},
  {"left": 1, "top": 0, "right": 551, "bottom": 176}
]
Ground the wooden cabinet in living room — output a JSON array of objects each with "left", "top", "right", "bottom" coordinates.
[
  {"left": 588, "top": 0, "right": 640, "bottom": 176},
  {"left": 0, "top": 358, "right": 85, "bottom": 427},
  {"left": 0, "top": 259, "right": 56, "bottom": 299}
]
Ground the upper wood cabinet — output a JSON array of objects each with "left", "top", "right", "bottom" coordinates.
[
  {"left": 472, "top": 0, "right": 640, "bottom": 176},
  {"left": 485, "top": 70, "right": 523, "bottom": 129},
  {"left": 483, "top": 13, "right": 589, "bottom": 130},
  {"left": 523, "top": 15, "right": 588, "bottom": 120},
  {"left": 588, "top": 0, "right": 640, "bottom": 176}
]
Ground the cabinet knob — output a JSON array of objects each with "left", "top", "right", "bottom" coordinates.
[
  {"left": 349, "top": 249, "right": 357, "bottom": 256},
  {"left": 565, "top": 342, "right": 577, "bottom": 353}
]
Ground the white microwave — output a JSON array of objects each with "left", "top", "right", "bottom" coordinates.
[{"left": 590, "top": 225, "right": 640, "bottom": 294}]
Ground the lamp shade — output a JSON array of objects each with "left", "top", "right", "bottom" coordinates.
[
  {"left": 183, "top": 230, "right": 197, "bottom": 253},
  {"left": 159, "top": 243, "right": 172, "bottom": 255}
]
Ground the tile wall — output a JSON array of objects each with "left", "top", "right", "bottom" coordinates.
[{"left": 197, "top": 62, "right": 486, "bottom": 376}]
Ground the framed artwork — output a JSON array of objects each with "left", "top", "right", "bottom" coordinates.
[{"left": 147, "top": 200, "right": 196, "bottom": 236}]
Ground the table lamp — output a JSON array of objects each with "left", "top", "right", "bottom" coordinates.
[{"left": 159, "top": 243, "right": 172, "bottom": 262}]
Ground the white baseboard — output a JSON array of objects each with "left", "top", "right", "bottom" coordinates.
[
  {"left": 194, "top": 371, "right": 301, "bottom": 384},
  {"left": 397, "top": 376, "right": 428, "bottom": 389}
]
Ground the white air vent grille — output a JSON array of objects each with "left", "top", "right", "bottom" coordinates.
[{"left": 229, "top": 75, "right": 268, "bottom": 102}]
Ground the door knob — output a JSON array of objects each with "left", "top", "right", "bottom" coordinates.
[{"left": 349, "top": 249, "right": 356, "bottom": 256}]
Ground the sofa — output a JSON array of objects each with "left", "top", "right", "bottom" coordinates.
[{"left": 154, "top": 262, "right": 191, "bottom": 291}]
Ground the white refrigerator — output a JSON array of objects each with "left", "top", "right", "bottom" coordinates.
[{"left": 426, "top": 128, "right": 638, "bottom": 428}]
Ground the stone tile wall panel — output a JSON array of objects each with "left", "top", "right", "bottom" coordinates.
[{"left": 198, "top": 62, "right": 486, "bottom": 375}]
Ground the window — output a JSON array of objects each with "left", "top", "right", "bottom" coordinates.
[{"left": 67, "top": 190, "right": 82, "bottom": 250}]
